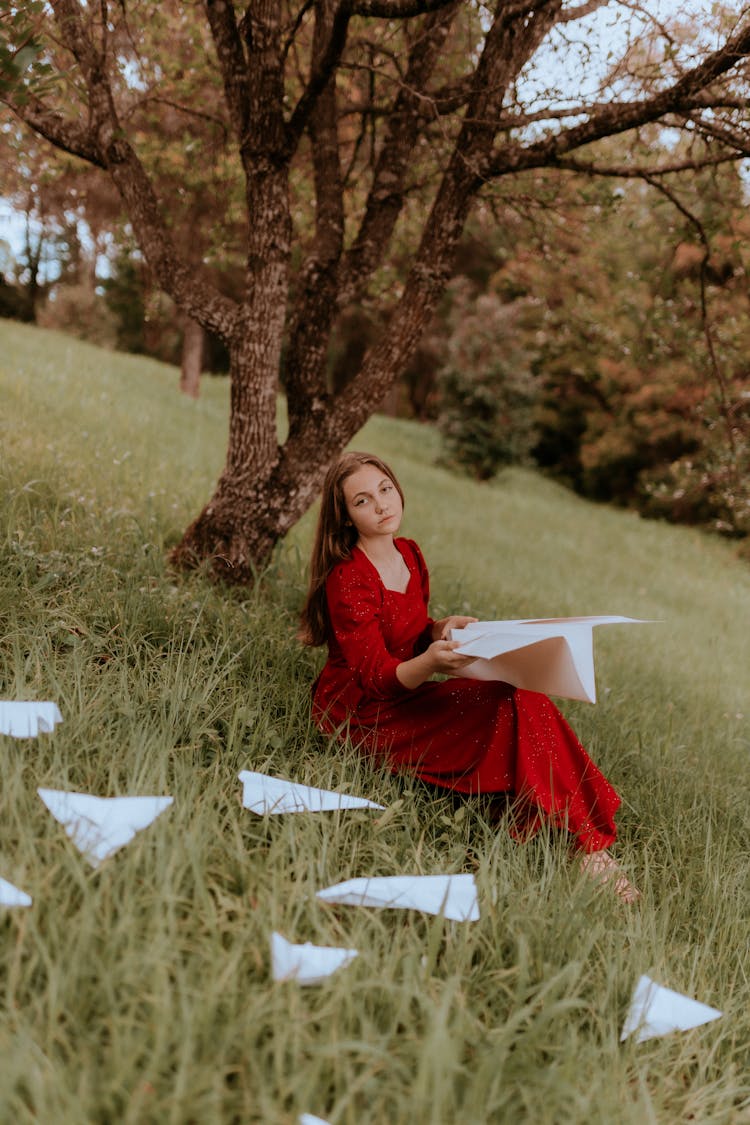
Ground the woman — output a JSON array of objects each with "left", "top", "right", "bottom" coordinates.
[{"left": 300, "top": 451, "right": 638, "bottom": 902}]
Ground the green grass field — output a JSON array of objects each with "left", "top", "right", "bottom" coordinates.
[{"left": 1, "top": 319, "right": 748, "bottom": 1124}]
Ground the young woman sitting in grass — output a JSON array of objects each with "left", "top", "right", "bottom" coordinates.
[{"left": 300, "top": 451, "right": 639, "bottom": 903}]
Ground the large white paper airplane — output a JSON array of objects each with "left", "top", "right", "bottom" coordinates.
[
  {"left": 0, "top": 876, "right": 32, "bottom": 907},
  {"left": 451, "top": 616, "right": 652, "bottom": 703},
  {"left": 620, "top": 975, "right": 723, "bottom": 1043},
  {"left": 37, "top": 789, "right": 174, "bottom": 868},
  {"left": 0, "top": 701, "right": 63, "bottom": 738},
  {"left": 299, "top": 1115, "right": 331, "bottom": 1125},
  {"left": 271, "top": 931, "right": 359, "bottom": 985},
  {"left": 239, "top": 770, "right": 384, "bottom": 815},
  {"left": 316, "top": 874, "right": 480, "bottom": 922}
]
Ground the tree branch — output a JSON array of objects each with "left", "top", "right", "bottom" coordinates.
[
  {"left": 680, "top": 110, "right": 750, "bottom": 157},
  {"left": 485, "top": 16, "right": 750, "bottom": 177},
  {"left": 204, "top": 0, "right": 251, "bottom": 143},
  {"left": 38, "top": 0, "right": 240, "bottom": 337},
  {"left": 339, "top": 1, "right": 461, "bottom": 304},
  {"left": 558, "top": 0, "right": 610, "bottom": 22},
  {"left": 285, "top": 0, "right": 346, "bottom": 433},
  {"left": 284, "top": 3, "right": 351, "bottom": 154},
  {"left": 555, "top": 150, "right": 747, "bottom": 178},
  {"left": 3, "top": 93, "right": 105, "bottom": 166},
  {"left": 350, "top": 0, "right": 458, "bottom": 15}
]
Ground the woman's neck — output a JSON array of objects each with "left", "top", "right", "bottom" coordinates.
[{"left": 356, "top": 534, "right": 398, "bottom": 564}]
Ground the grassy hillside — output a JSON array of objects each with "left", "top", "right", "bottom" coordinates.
[{"left": 1, "top": 319, "right": 748, "bottom": 1124}]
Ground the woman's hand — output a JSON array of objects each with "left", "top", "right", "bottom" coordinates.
[
  {"left": 425, "top": 639, "right": 476, "bottom": 675},
  {"left": 432, "top": 615, "right": 479, "bottom": 642},
  {"left": 396, "top": 637, "right": 476, "bottom": 690}
]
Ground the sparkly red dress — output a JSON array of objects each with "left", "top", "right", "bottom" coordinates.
[{"left": 312, "top": 538, "right": 620, "bottom": 853}]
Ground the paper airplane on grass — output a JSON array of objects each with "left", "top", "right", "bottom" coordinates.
[
  {"left": 271, "top": 931, "right": 359, "bottom": 985},
  {"left": 37, "top": 789, "right": 174, "bottom": 867},
  {"left": 0, "top": 701, "right": 63, "bottom": 738},
  {"left": 316, "top": 874, "right": 480, "bottom": 922},
  {"left": 299, "top": 1115, "right": 331, "bottom": 1125},
  {"left": 451, "top": 616, "right": 652, "bottom": 703},
  {"left": 0, "top": 876, "right": 32, "bottom": 907},
  {"left": 239, "top": 770, "right": 384, "bottom": 815},
  {"left": 621, "top": 975, "right": 723, "bottom": 1043}
]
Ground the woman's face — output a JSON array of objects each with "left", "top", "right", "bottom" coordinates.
[{"left": 342, "top": 463, "right": 403, "bottom": 542}]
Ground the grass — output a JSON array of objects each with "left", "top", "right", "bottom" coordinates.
[{"left": 0, "top": 318, "right": 749, "bottom": 1124}]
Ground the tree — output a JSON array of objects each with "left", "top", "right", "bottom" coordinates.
[{"left": 2, "top": 0, "right": 750, "bottom": 581}]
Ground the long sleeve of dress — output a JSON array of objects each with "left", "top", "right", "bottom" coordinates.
[{"left": 325, "top": 564, "right": 408, "bottom": 701}]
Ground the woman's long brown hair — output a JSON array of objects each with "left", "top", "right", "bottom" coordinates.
[{"left": 299, "top": 451, "right": 405, "bottom": 647}]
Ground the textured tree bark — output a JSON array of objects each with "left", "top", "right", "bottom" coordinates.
[{"left": 179, "top": 318, "right": 204, "bottom": 399}]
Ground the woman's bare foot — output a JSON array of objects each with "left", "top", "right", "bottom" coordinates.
[{"left": 580, "top": 850, "right": 641, "bottom": 904}]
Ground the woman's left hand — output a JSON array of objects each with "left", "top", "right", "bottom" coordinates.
[{"left": 432, "top": 615, "right": 479, "bottom": 641}]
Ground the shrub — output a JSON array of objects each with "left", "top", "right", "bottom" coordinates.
[
  {"left": 38, "top": 283, "right": 119, "bottom": 348},
  {"left": 437, "top": 284, "right": 540, "bottom": 480}
]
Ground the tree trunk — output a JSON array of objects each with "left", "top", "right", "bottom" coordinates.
[
  {"left": 169, "top": 306, "right": 290, "bottom": 581},
  {"left": 179, "top": 316, "right": 204, "bottom": 398}
]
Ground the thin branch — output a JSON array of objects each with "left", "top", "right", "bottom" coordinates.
[
  {"left": 122, "top": 95, "right": 230, "bottom": 141},
  {"left": 680, "top": 110, "right": 750, "bottom": 156},
  {"left": 559, "top": 0, "right": 610, "bottom": 23},
  {"left": 281, "top": 0, "right": 315, "bottom": 61},
  {"left": 350, "top": 0, "right": 458, "bottom": 15},
  {"left": 556, "top": 150, "right": 746, "bottom": 177}
]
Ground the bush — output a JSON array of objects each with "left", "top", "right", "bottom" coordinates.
[
  {"left": 437, "top": 284, "right": 540, "bottom": 480},
  {"left": 38, "top": 283, "right": 119, "bottom": 348}
]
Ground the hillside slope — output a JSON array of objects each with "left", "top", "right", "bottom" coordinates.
[{"left": 1, "top": 319, "right": 748, "bottom": 1123}]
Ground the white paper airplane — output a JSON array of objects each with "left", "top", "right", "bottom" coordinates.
[
  {"left": 37, "top": 789, "right": 174, "bottom": 867},
  {"left": 239, "top": 770, "right": 384, "bottom": 815},
  {"left": 620, "top": 975, "right": 723, "bottom": 1042},
  {"left": 0, "top": 876, "right": 32, "bottom": 907},
  {"left": 271, "top": 931, "right": 359, "bottom": 985},
  {"left": 299, "top": 1115, "right": 331, "bottom": 1125},
  {"left": 316, "top": 874, "right": 480, "bottom": 922},
  {"left": 0, "top": 701, "right": 63, "bottom": 738},
  {"left": 451, "top": 616, "right": 652, "bottom": 703}
]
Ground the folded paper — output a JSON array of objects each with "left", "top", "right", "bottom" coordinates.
[
  {"left": 299, "top": 1116, "right": 331, "bottom": 1125},
  {"left": 0, "top": 701, "right": 63, "bottom": 738},
  {"left": 451, "top": 616, "right": 651, "bottom": 703},
  {"left": 271, "top": 931, "right": 359, "bottom": 985},
  {"left": 0, "top": 876, "right": 32, "bottom": 907},
  {"left": 316, "top": 874, "right": 480, "bottom": 922},
  {"left": 38, "top": 789, "right": 174, "bottom": 868},
  {"left": 239, "top": 770, "right": 384, "bottom": 815},
  {"left": 620, "top": 974, "right": 723, "bottom": 1043}
]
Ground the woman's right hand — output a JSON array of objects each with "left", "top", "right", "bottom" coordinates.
[{"left": 426, "top": 639, "right": 476, "bottom": 675}]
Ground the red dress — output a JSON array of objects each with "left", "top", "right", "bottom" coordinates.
[{"left": 312, "top": 538, "right": 620, "bottom": 853}]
